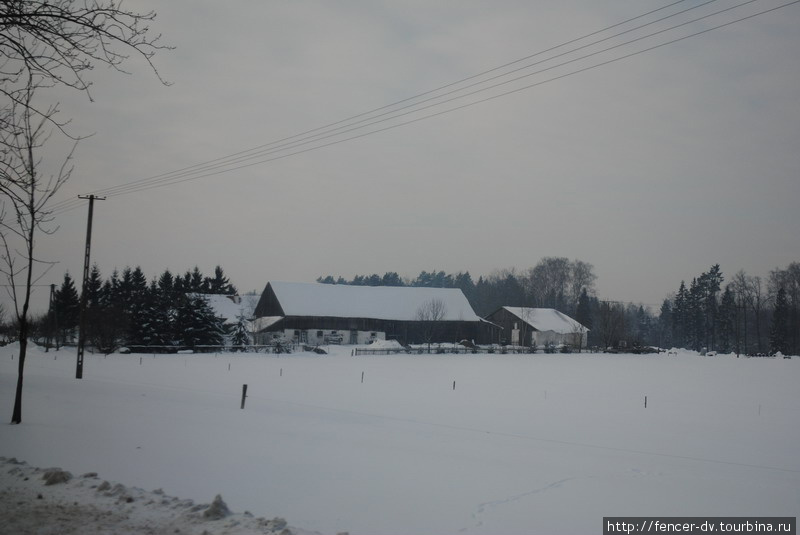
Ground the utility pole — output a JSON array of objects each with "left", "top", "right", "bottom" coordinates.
[{"left": 76, "top": 195, "right": 105, "bottom": 379}]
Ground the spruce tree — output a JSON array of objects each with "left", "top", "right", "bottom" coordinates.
[
  {"left": 576, "top": 288, "right": 593, "bottom": 331},
  {"left": 84, "top": 265, "right": 104, "bottom": 350},
  {"left": 54, "top": 272, "right": 80, "bottom": 344},
  {"left": 125, "top": 267, "right": 150, "bottom": 347},
  {"left": 658, "top": 299, "right": 673, "bottom": 349},
  {"left": 673, "top": 281, "right": 688, "bottom": 348},
  {"left": 230, "top": 313, "right": 250, "bottom": 350},
  {"left": 205, "top": 266, "right": 237, "bottom": 295},
  {"left": 175, "top": 295, "right": 224, "bottom": 349}
]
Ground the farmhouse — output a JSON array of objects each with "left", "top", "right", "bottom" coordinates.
[
  {"left": 253, "top": 281, "right": 496, "bottom": 345},
  {"left": 485, "top": 307, "right": 589, "bottom": 349}
]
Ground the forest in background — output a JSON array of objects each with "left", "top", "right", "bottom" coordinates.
[
  {"left": 318, "top": 258, "right": 800, "bottom": 355},
  {"left": 2, "top": 258, "right": 797, "bottom": 355}
]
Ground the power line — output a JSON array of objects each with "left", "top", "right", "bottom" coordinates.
[
  {"left": 49, "top": 0, "right": 700, "bottom": 213},
  {"left": 71, "top": 0, "right": 732, "bottom": 201},
  {"left": 49, "top": 0, "right": 798, "bottom": 214}
]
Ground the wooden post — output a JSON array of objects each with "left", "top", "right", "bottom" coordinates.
[
  {"left": 241, "top": 384, "right": 248, "bottom": 409},
  {"left": 453, "top": 381, "right": 456, "bottom": 390},
  {"left": 644, "top": 395, "right": 647, "bottom": 408}
]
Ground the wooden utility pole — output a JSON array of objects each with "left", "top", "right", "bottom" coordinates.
[{"left": 76, "top": 195, "right": 105, "bottom": 379}]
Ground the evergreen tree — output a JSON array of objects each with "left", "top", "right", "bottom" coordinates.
[
  {"left": 125, "top": 267, "right": 150, "bottom": 346},
  {"left": 381, "top": 272, "right": 405, "bottom": 287},
  {"left": 175, "top": 294, "right": 225, "bottom": 349},
  {"left": 205, "top": 265, "right": 237, "bottom": 294},
  {"left": 672, "top": 281, "right": 688, "bottom": 347},
  {"left": 230, "top": 313, "right": 250, "bottom": 350},
  {"left": 575, "top": 288, "right": 594, "bottom": 331},
  {"left": 188, "top": 266, "right": 204, "bottom": 292},
  {"left": 144, "top": 279, "right": 173, "bottom": 349},
  {"left": 157, "top": 270, "right": 175, "bottom": 301},
  {"left": 687, "top": 278, "right": 705, "bottom": 351},
  {"left": 84, "top": 265, "right": 104, "bottom": 349},
  {"left": 54, "top": 272, "right": 80, "bottom": 344},
  {"left": 658, "top": 299, "right": 673, "bottom": 348},
  {"left": 769, "top": 287, "right": 789, "bottom": 355},
  {"left": 699, "top": 264, "right": 723, "bottom": 351},
  {"left": 95, "top": 270, "right": 125, "bottom": 352}
]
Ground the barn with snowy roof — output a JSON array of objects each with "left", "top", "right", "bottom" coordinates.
[
  {"left": 485, "top": 307, "right": 589, "bottom": 349},
  {"left": 253, "top": 281, "right": 497, "bottom": 345}
]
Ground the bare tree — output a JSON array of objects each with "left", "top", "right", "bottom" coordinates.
[
  {"left": 747, "top": 275, "right": 766, "bottom": 353},
  {"left": 732, "top": 270, "right": 751, "bottom": 354},
  {"left": 415, "top": 298, "right": 447, "bottom": 349},
  {"left": 569, "top": 260, "right": 597, "bottom": 314},
  {"left": 1, "top": 84, "right": 74, "bottom": 424},
  {"left": 1, "top": 1, "right": 170, "bottom": 123},
  {"left": 1, "top": 1, "right": 169, "bottom": 423},
  {"left": 594, "top": 301, "right": 625, "bottom": 350}
]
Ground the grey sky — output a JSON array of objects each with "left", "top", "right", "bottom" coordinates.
[{"left": 20, "top": 0, "right": 800, "bottom": 313}]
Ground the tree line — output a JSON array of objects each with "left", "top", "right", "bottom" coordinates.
[
  {"left": 320, "top": 259, "right": 799, "bottom": 354},
  {"left": 3, "top": 258, "right": 796, "bottom": 355},
  {"left": 658, "top": 263, "right": 799, "bottom": 355},
  {"left": 2, "top": 265, "right": 239, "bottom": 353}
]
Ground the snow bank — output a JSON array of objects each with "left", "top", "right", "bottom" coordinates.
[
  {"left": 0, "top": 457, "right": 311, "bottom": 535},
  {"left": 366, "top": 339, "right": 405, "bottom": 350}
]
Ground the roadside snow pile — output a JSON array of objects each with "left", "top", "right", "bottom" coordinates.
[
  {"left": 0, "top": 457, "right": 315, "bottom": 535},
  {"left": 365, "top": 339, "right": 405, "bottom": 350}
]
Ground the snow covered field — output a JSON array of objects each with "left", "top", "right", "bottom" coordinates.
[{"left": 1, "top": 343, "right": 798, "bottom": 535}]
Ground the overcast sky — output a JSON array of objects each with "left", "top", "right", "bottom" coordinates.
[{"left": 16, "top": 0, "right": 800, "bottom": 313}]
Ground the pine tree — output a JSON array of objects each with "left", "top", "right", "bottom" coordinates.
[
  {"left": 230, "top": 313, "right": 250, "bottom": 350},
  {"left": 769, "top": 287, "right": 789, "bottom": 355},
  {"left": 134, "top": 279, "right": 168, "bottom": 349},
  {"left": 576, "top": 288, "right": 593, "bottom": 331},
  {"left": 175, "top": 295, "right": 225, "bottom": 349},
  {"left": 673, "top": 281, "right": 688, "bottom": 348},
  {"left": 95, "top": 271, "right": 125, "bottom": 352},
  {"left": 54, "top": 272, "right": 80, "bottom": 344},
  {"left": 125, "top": 267, "right": 150, "bottom": 347},
  {"left": 84, "top": 265, "right": 104, "bottom": 350},
  {"left": 699, "top": 265, "right": 723, "bottom": 351},
  {"left": 205, "top": 265, "right": 237, "bottom": 295},
  {"left": 658, "top": 299, "right": 673, "bottom": 349}
]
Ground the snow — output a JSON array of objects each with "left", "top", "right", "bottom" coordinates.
[
  {"left": 1, "top": 343, "right": 798, "bottom": 535},
  {"left": 0, "top": 458, "right": 303, "bottom": 535},
  {"left": 502, "top": 307, "right": 587, "bottom": 333},
  {"left": 200, "top": 293, "right": 260, "bottom": 324},
  {"left": 365, "top": 339, "right": 405, "bottom": 350},
  {"left": 265, "top": 281, "right": 482, "bottom": 321}
]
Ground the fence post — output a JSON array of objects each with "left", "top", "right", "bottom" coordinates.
[{"left": 241, "top": 384, "right": 248, "bottom": 409}]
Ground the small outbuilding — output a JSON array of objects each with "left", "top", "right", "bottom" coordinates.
[
  {"left": 485, "top": 307, "right": 589, "bottom": 349},
  {"left": 253, "top": 281, "right": 497, "bottom": 345}
]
